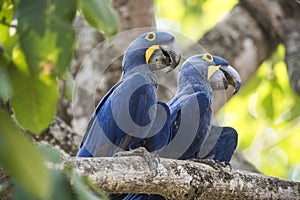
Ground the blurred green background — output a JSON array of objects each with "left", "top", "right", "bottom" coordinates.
[{"left": 155, "top": 0, "right": 300, "bottom": 180}]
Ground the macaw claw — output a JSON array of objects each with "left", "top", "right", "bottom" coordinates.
[{"left": 114, "top": 147, "right": 160, "bottom": 176}]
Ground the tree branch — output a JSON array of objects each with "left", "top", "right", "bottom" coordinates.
[
  {"left": 60, "top": 157, "right": 300, "bottom": 199},
  {"left": 189, "top": 2, "right": 280, "bottom": 112}
]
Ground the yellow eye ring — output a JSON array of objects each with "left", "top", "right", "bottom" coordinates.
[
  {"left": 202, "top": 54, "right": 214, "bottom": 62},
  {"left": 145, "top": 32, "right": 156, "bottom": 41}
]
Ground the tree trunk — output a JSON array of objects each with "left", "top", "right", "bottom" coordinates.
[{"left": 113, "top": 0, "right": 155, "bottom": 31}]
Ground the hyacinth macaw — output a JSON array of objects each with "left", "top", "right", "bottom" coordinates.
[
  {"left": 76, "top": 31, "right": 181, "bottom": 157},
  {"left": 164, "top": 54, "right": 241, "bottom": 160}
]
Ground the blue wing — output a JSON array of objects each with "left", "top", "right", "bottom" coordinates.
[
  {"left": 130, "top": 101, "right": 171, "bottom": 153},
  {"left": 197, "top": 125, "right": 223, "bottom": 159},
  {"left": 178, "top": 92, "right": 212, "bottom": 159},
  {"left": 200, "top": 126, "right": 238, "bottom": 163},
  {"left": 77, "top": 73, "right": 157, "bottom": 157},
  {"left": 161, "top": 92, "right": 212, "bottom": 159},
  {"left": 160, "top": 92, "right": 212, "bottom": 159},
  {"left": 77, "top": 82, "right": 122, "bottom": 157}
]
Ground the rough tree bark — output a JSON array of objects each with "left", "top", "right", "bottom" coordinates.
[
  {"left": 57, "top": 156, "right": 300, "bottom": 200},
  {"left": 193, "top": 0, "right": 300, "bottom": 111},
  {"left": 112, "top": 0, "right": 156, "bottom": 30},
  {"left": 279, "top": 0, "right": 300, "bottom": 96}
]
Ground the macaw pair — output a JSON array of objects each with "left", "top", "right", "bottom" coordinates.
[
  {"left": 76, "top": 31, "right": 241, "bottom": 199},
  {"left": 120, "top": 54, "right": 241, "bottom": 200}
]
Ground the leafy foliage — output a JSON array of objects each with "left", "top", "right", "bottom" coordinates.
[
  {"left": 78, "top": 0, "right": 119, "bottom": 37},
  {"left": 217, "top": 45, "right": 300, "bottom": 180},
  {"left": 9, "top": 62, "right": 59, "bottom": 133},
  {"left": 10, "top": 146, "right": 108, "bottom": 200},
  {"left": 16, "top": 0, "right": 76, "bottom": 76},
  {"left": 0, "top": 0, "right": 119, "bottom": 134},
  {"left": 0, "top": 0, "right": 119, "bottom": 198},
  {"left": 0, "top": 108, "right": 51, "bottom": 199},
  {"left": 0, "top": 109, "right": 108, "bottom": 199}
]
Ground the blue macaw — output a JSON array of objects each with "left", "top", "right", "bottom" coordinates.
[
  {"left": 160, "top": 54, "right": 241, "bottom": 161},
  {"left": 198, "top": 126, "right": 238, "bottom": 164},
  {"left": 122, "top": 54, "right": 241, "bottom": 200},
  {"left": 76, "top": 31, "right": 181, "bottom": 158}
]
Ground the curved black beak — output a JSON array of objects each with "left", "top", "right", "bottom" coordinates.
[
  {"left": 160, "top": 42, "right": 181, "bottom": 74},
  {"left": 219, "top": 65, "right": 241, "bottom": 95}
]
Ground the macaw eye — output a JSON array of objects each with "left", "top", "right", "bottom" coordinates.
[
  {"left": 145, "top": 32, "right": 156, "bottom": 41},
  {"left": 202, "top": 54, "right": 214, "bottom": 62}
]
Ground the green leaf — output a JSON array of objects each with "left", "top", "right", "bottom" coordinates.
[
  {"left": 0, "top": 108, "right": 51, "bottom": 199},
  {"left": 79, "top": 0, "right": 119, "bottom": 37},
  {"left": 13, "top": 181, "right": 38, "bottom": 200},
  {"left": 70, "top": 171, "right": 106, "bottom": 200},
  {"left": 49, "top": 169, "right": 74, "bottom": 200},
  {"left": 9, "top": 63, "right": 59, "bottom": 133},
  {"left": 13, "top": 173, "right": 73, "bottom": 200},
  {"left": 37, "top": 145, "right": 62, "bottom": 164},
  {"left": 16, "top": 0, "right": 76, "bottom": 76},
  {"left": 81, "top": 176, "right": 109, "bottom": 200}
]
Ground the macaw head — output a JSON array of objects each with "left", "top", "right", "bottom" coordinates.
[
  {"left": 122, "top": 31, "right": 181, "bottom": 74},
  {"left": 180, "top": 54, "right": 241, "bottom": 94}
]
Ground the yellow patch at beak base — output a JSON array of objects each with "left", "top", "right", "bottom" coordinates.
[
  {"left": 145, "top": 45, "right": 160, "bottom": 64},
  {"left": 207, "top": 65, "right": 221, "bottom": 80}
]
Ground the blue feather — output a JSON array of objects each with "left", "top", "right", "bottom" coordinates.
[
  {"left": 202, "top": 126, "right": 238, "bottom": 163},
  {"left": 77, "top": 69, "right": 160, "bottom": 157},
  {"left": 77, "top": 31, "right": 179, "bottom": 158}
]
